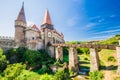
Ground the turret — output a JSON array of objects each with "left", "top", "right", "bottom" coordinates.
[
  {"left": 41, "top": 9, "right": 54, "bottom": 30},
  {"left": 15, "top": 2, "right": 27, "bottom": 47}
]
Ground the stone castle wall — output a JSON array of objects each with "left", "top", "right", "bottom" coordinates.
[{"left": 0, "top": 36, "right": 15, "bottom": 51}]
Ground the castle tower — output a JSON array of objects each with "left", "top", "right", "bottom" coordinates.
[
  {"left": 41, "top": 9, "right": 55, "bottom": 57},
  {"left": 41, "top": 9, "right": 54, "bottom": 30},
  {"left": 41, "top": 9, "right": 54, "bottom": 48},
  {"left": 15, "top": 2, "right": 27, "bottom": 47}
]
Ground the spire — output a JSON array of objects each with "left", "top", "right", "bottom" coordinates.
[
  {"left": 42, "top": 9, "right": 53, "bottom": 25},
  {"left": 16, "top": 2, "right": 26, "bottom": 22}
]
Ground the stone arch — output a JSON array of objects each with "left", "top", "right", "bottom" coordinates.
[{"left": 46, "top": 41, "right": 55, "bottom": 58}]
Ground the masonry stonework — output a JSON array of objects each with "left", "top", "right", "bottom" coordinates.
[
  {"left": 116, "top": 46, "right": 120, "bottom": 74},
  {"left": 55, "top": 46, "right": 63, "bottom": 61},
  {"left": 68, "top": 47, "right": 79, "bottom": 73},
  {"left": 90, "top": 48, "right": 99, "bottom": 72}
]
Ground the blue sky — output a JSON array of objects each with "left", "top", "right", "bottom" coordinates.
[{"left": 0, "top": 0, "right": 120, "bottom": 41}]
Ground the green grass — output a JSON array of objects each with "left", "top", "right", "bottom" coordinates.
[
  {"left": 78, "top": 54, "right": 90, "bottom": 69},
  {"left": 99, "top": 49, "right": 116, "bottom": 63}
]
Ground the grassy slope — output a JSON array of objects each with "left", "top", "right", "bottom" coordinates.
[
  {"left": 99, "top": 49, "right": 120, "bottom": 80},
  {"left": 77, "top": 49, "right": 120, "bottom": 80},
  {"left": 78, "top": 54, "right": 90, "bottom": 69}
]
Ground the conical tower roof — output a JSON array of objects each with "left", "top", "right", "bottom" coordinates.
[
  {"left": 42, "top": 9, "right": 53, "bottom": 25},
  {"left": 16, "top": 2, "right": 26, "bottom": 22}
]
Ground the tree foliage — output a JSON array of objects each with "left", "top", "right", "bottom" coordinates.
[
  {"left": 53, "top": 69, "right": 70, "bottom": 80},
  {"left": 2, "top": 63, "right": 26, "bottom": 80},
  {"left": 89, "top": 70, "right": 103, "bottom": 80},
  {"left": 1, "top": 47, "right": 72, "bottom": 80},
  {"left": 40, "top": 74, "right": 53, "bottom": 80},
  {"left": 0, "top": 48, "right": 9, "bottom": 72},
  {"left": 23, "top": 49, "right": 42, "bottom": 66},
  {"left": 4, "top": 47, "right": 27, "bottom": 63}
]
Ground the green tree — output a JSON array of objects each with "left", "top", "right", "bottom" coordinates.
[
  {"left": 4, "top": 47, "right": 28, "bottom": 63},
  {"left": 3, "top": 63, "right": 26, "bottom": 80},
  {"left": 0, "top": 48, "right": 9, "bottom": 72},
  {"left": 23, "top": 49, "right": 41, "bottom": 67}
]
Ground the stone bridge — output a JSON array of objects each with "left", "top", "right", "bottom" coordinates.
[{"left": 52, "top": 43, "right": 120, "bottom": 74}]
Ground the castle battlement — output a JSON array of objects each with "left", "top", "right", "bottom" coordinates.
[{"left": 0, "top": 36, "right": 14, "bottom": 40}]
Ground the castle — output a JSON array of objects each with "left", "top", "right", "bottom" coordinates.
[{"left": 0, "top": 3, "right": 64, "bottom": 57}]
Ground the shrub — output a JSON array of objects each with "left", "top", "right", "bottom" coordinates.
[
  {"left": 84, "top": 57, "right": 88, "bottom": 60},
  {"left": 89, "top": 70, "right": 103, "bottom": 80},
  {"left": 53, "top": 68, "right": 70, "bottom": 80},
  {"left": 77, "top": 48, "right": 83, "bottom": 54},
  {"left": 40, "top": 73, "right": 53, "bottom": 80},
  {"left": 37, "top": 65, "right": 48, "bottom": 74},
  {"left": 16, "top": 70, "right": 41, "bottom": 80},
  {"left": 81, "top": 48, "right": 90, "bottom": 54},
  {"left": 107, "top": 56, "right": 116, "bottom": 62},
  {"left": 54, "top": 61, "right": 63, "bottom": 67},
  {"left": 69, "top": 70, "right": 74, "bottom": 76}
]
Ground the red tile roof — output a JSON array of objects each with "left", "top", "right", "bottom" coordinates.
[
  {"left": 31, "top": 24, "right": 41, "bottom": 33},
  {"left": 16, "top": 2, "right": 26, "bottom": 22},
  {"left": 42, "top": 9, "right": 53, "bottom": 25}
]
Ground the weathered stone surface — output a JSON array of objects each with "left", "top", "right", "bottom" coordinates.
[
  {"left": 52, "top": 44, "right": 116, "bottom": 50},
  {"left": 55, "top": 46, "right": 63, "bottom": 61},
  {"left": 90, "top": 48, "right": 99, "bottom": 72},
  {"left": 116, "top": 46, "right": 120, "bottom": 74},
  {"left": 68, "top": 47, "right": 79, "bottom": 73},
  {"left": 0, "top": 36, "right": 15, "bottom": 51},
  {"left": 15, "top": 25, "right": 26, "bottom": 47}
]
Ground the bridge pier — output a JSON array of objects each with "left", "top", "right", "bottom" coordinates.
[
  {"left": 68, "top": 47, "right": 79, "bottom": 73},
  {"left": 116, "top": 46, "right": 120, "bottom": 74},
  {"left": 55, "top": 46, "right": 63, "bottom": 61},
  {"left": 90, "top": 48, "right": 99, "bottom": 72}
]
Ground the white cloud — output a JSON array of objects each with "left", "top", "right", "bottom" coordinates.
[
  {"left": 90, "top": 16, "right": 101, "bottom": 20},
  {"left": 92, "top": 35, "right": 112, "bottom": 39},
  {"left": 67, "top": 16, "right": 78, "bottom": 27},
  {"left": 85, "top": 23, "right": 97, "bottom": 28},
  {"left": 94, "top": 29, "right": 120, "bottom": 34}
]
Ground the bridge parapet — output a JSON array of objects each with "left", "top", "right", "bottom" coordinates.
[{"left": 52, "top": 43, "right": 117, "bottom": 50}]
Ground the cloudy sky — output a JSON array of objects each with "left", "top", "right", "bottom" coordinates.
[{"left": 0, "top": 0, "right": 120, "bottom": 41}]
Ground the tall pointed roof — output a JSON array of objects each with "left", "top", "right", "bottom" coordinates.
[
  {"left": 42, "top": 9, "right": 53, "bottom": 25},
  {"left": 16, "top": 2, "right": 26, "bottom": 22}
]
